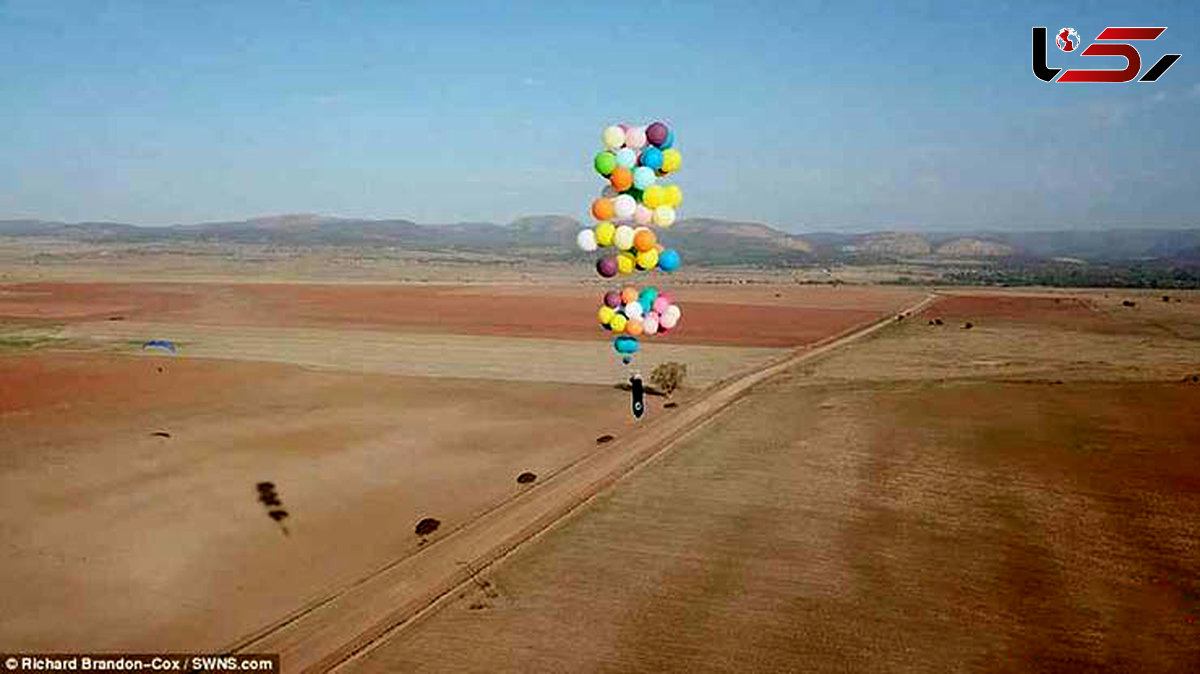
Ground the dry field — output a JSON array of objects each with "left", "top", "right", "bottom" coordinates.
[
  {"left": 0, "top": 263, "right": 922, "bottom": 655},
  {"left": 346, "top": 289, "right": 1200, "bottom": 673}
]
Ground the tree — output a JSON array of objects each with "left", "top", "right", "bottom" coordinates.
[{"left": 650, "top": 362, "right": 687, "bottom": 397}]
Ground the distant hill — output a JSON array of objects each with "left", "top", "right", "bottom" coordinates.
[
  {"left": 934, "top": 238, "right": 1015, "bottom": 258},
  {"left": 0, "top": 214, "right": 814, "bottom": 265},
  {"left": 3, "top": 215, "right": 1198, "bottom": 265}
]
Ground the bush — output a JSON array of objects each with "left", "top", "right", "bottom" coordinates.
[{"left": 650, "top": 362, "right": 687, "bottom": 397}]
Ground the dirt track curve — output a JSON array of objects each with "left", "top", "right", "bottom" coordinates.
[{"left": 227, "top": 293, "right": 940, "bottom": 672}]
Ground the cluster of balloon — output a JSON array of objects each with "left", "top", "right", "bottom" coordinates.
[{"left": 577, "top": 121, "right": 684, "bottom": 364}]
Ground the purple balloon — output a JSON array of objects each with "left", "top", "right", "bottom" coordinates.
[
  {"left": 604, "top": 290, "right": 622, "bottom": 308},
  {"left": 596, "top": 256, "right": 618, "bottom": 278},
  {"left": 645, "top": 121, "right": 669, "bottom": 147}
]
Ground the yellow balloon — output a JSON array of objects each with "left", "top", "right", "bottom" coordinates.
[
  {"left": 662, "top": 149, "right": 681, "bottom": 172},
  {"left": 636, "top": 248, "right": 660, "bottom": 270},
  {"left": 616, "top": 252, "right": 636, "bottom": 275},
  {"left": 598, "top": 305, "right": 615, "bottom": 325},
  {"left": 594, "top": 221, "right": 616, "bottom": 247},
  {"left": 609, "top": 313, "right": 627, "bottom": 333},
  {"left": 642, "top": 184, "right": 665, "bottom": 209},
  {"left": 666, "top": 184, "right": 683, "bottom": 208}
]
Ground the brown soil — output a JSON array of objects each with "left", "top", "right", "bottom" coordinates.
[
  {"left": 0, "top": 282, "right": 914, "bottom": 347},
  {"left": 0, "top": 351, "right": 640, "bottom": 651}
]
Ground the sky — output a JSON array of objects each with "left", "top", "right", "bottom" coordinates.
[{"left": 1, "top": 0, "right": 1197, "bottom": 232}]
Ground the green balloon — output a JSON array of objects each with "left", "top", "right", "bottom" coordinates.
[{"left": 594, "top": 151, "right": 617, "bottom": 176}]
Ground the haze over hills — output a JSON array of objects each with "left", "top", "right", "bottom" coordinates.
[{"left": 2, "top": 214, "right": 1199, "bottom": 264}]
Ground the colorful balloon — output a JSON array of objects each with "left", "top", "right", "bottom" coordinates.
[
  {"left": 613, "top": 194, "right": 636, "bottom": 219},
  {"left": 594, "top": 151, "right": 618, "bottom": 176},
  {"left": 642, "top": 184, "right": 665, "bottom": 209},
  {"left": 598, "top": 306, "right": 616, "bottom": 325},
  {"left": 610, "top": 313, "right": 628, "bottom": 333},
  {"left": 614, "top": 225, "right": 635, "bottom": 251},
  {"left": 632, "top": 165, "right": 656, "bottom": 190},
  {"left": 659, "top": 308, "right": 678, "bottom": 329},
  {"left": 636, "top": 248, "right": 660, "bottom": 270},
  {"left": 640, "top": 146, "right": 664, "bottom": 171},
  {"left": 625, "top": 126, "right": 647, "bottom": 149},
  {"left": 604, "top": 290, "right": 622, "bottom": 308},
  {"left": 658, "top": 248, "right": 681, "bottom": 272},
  {"left": 652, "top": 296, "right": 671, "bottom": 313},
  {"left": 615, "top": 147, "right": 637, "bottom": 169},
  {"left": 610, "top": 166, "right": 633, "bottom": 192},
  {"left": 617, "top": 252, "right": 636, "bottom": 275},
  {"left": 592, "top": 198, "right": 615, "bottom": 221},
  {"left": 665, "top": 184, "right": 683, "bottom": 207},
  {"left": 597, "top": 256, "right": 619, "bottom": 277},
  {"left": 626, "top": 317, "right": 644, "bottom": 336},
  {"left": 620, "top": 286, "right": 639, "bottom": 305},
  {"left": 576, "top": 229, "right": 598, "bottom": 251},
  {"left": 603, "top": 125, "right": 626, "bottom": 149},
  {"left": 642, "top": 313, "right": 659, "bottom": 335},
  {"left": 614, "top": 335, "right": 639, "bottom": 354},
  {"left": 594, "top": 221, "right": 616, "bottom": 247},
  {"left": 661, "top": 149, "right": 682, "bottom": 174},
  {"left": 639, "top": 287, "right": 658, "bottom": 311},
  {"left": 660, "top": 127, "right": 675, "bottom": 149},
  {"left": 652, "top": 205, "right": 676, "bottom": 227},
  {"left": 645, "top": 121, "right": 668, "bottom": 147},
  {"left": 633, "top": 227, "right": 657, "bottom": 252}
]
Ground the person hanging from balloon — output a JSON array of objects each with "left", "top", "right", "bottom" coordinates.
[{"left": 578, "top": 120, "right": 684, "bottom": 418}]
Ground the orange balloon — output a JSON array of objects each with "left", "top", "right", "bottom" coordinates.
[
  {"left": 626, "top": 317, "right": 644, "bottom": 336},
  {"left": 591, "top": 198, "right": 615, "bottom": 221},
  {"left": 621, "top": 286, "right": 639, "bottom": 304},
  {"left": 609, "top": 166, "right": 633, "bottom": 192},
  {"left": 633, "top": 228, "right": 657, "bottom": 252}
]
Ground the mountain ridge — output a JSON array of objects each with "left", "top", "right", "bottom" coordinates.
[{"left": 3, "top": 215, "right": 1199, "bottom": 263}]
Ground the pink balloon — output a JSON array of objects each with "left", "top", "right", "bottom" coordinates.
[
  {"left": 634, "top": 205, "right": 652, "bottom": 225},
  {"left": 642, "top": 314, "right": 659, "bottom": 335},
  {"left": 652, "top": 297, "right": 670, "bottom": 313},
  {"left": 625, "top": 126, "right": 647, "bottom": 149}
]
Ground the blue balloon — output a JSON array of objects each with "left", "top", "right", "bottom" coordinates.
[
  {"left": 614, "top": 335, "right": 640, "bottom": 354},
  {"left": 639, "top": 147, "right": 663, "bottom": 171},
  {"left": 658, "top": 249, "right": 681, "bottom": 272},
  {"left": 639, "top": 287, "right": 658, "bottom": 312},
  {"left": 632, "top": 166, "right": 656, "bottom": 190},
  {"left": 660, "top": 128, "right": 675, "bottom": 149}
]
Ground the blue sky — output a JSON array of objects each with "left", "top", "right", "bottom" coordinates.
[{"left": 1, "top": 0, "right": 1196, "bottom": 231}]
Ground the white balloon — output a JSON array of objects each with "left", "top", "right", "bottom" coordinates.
[
  {"left": 624, "top": 301, "right": 643, "bottom": 319},
  {"left": 634, "top": 204, "right": 653, "bottom": 225},
  {"left": 665, "top": 304, "right": 682, "bottom": 321},
  {"left": 615, "top": 148, "right": 637, "bottom": 169},
  {"left": 652, "top": 205, "right": 676, "bottom": 227},
  {"left": 602, "top": 125, "right": 626, "bottom": 150},
  {"left": 613, "top": 194, "right": 636, "bottom": 219},
  {"left": 576, "top": 228, "right": 598, "bottom": 252},
  {"left": 660, "top": 310, "right": 678, "bottom": 329},
  {"left": 642, "top": 314, "right": 659, "bottom": 334},
  {"left": 613, "top": 225, "right": 635, "bottom": 251}
]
